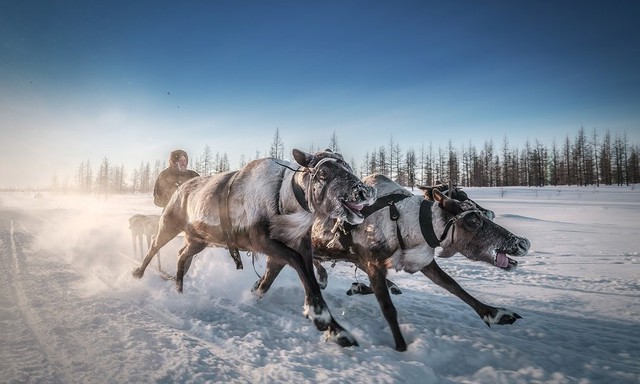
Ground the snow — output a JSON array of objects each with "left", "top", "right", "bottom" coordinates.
[{"left": 1, "top": 186, "right": 638, "bottom": 384}]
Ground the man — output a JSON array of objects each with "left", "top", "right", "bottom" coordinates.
[{"left": 153, "top": 149, "right": 200, "bottom": 208}]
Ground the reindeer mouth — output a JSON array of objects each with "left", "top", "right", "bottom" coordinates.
[
  {"left": 342, "top": 200, "right": 365, "bottom": 220},
  {"left": 495, "top": 251, "right": 518, "bottom": 270}
]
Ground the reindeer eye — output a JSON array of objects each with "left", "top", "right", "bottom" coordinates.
[
  {"left": 317, "top": 168, "right": 329, "bottom": 180},
  {"left": 463, "top": 213, "right": 482, "bottom": 231}
]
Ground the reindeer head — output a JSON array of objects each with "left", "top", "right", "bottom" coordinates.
[
  {"left": 292, "top": 149, "right": 376, "bottom": 225},
  {"left": 432, "top": 189, "right": 529, "bottom": 270}
]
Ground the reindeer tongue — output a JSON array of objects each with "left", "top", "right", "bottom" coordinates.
[
  {"left": 496, "top": 252, "right": 509, "bottom": 268},
  {"left": 346, "top": 202, "right": 364, "bottom": 212}
]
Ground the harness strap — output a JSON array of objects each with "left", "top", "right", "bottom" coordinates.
[
  {"left": 339, "top": 193, "right": 410, "bottom": 250},
  {"left": 219, "top": 171, "right": 243, "bottom": 269},
  {"left": 419, "top": 200, "right": 441, "bottom": 248},
  {"left": 291, "top": 157, "right": 342, "bottom": 213},
  {"left": 360, "top": 193, "right": 409, "bottom": 218},
  {"left": 291, "top": 171, "right": 310, "bottom": 212}
]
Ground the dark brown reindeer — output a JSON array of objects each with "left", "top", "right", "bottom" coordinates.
[
  {"left": 132, "top": 149, "right": 376, "bottom": 347},
  {"left": 253, "top": 174, "right": 530, "bottom": 351}
]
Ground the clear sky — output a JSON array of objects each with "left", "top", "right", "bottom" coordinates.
[{"left": 1, "top": 0, "right": 639, "bottom": 188}]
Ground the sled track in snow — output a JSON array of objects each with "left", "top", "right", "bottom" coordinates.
[{"left": 1, "top": 219, "right": 70, "bottom": 382}]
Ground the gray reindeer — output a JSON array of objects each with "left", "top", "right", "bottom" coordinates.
[
  {"left": 132, "top": 149, "right": 376, "bottom": 347},
  {"left": 253, "top": 174, "right": 530, "bottom": 351}
]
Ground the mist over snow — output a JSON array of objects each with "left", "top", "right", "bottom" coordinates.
[{"left": 0, "top": 186, "right": 638, "bottom": 383}]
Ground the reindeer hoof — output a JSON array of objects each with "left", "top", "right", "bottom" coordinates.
[
  {"left": 132, "top": 268, "right": 144, "bottom": 279},
  {"left": 483, "top": 308, "right": 522, "bottom": 327},
  {"left": 498, "top": 312, "right": 522, "bottom": 325},
  {"left": 389, "top": 284, "right": 402, "bottom": 295},
  {"left": 251, "top": 281, "right": 266, "bottom": 298},
  {"left": 326, "top": 330, "right": 358, "bottom": 348},
  {"left": 346, "top": 282, "right": 374, "bottom": 295},
  {"left": 395, "top": 342, "right": 408, "bottom": 352}
]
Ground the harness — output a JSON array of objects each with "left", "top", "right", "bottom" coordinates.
[
  {"left": 219, "top": 171, "right": 243, "bottom": 270},
  {"left": 221, "top": 157, "right": 343, "bottom": 267},
  {"left": 330, "top": 193, "right": 484, "bottom": 252},
  {"left": 423, "top": 204, "right": 486, "bottom": 248},
  {"left": 330, "top": 193, "right": 415, "bottom": 251},
  {"left": 291, "top": 157, "right": 344, "bottom": 214}
]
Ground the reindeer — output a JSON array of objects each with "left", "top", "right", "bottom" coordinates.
[
  {"left": 132, "top": 149, "right": 376, "bottom": 347},
  {"left": 128, "top": 214, "right": 161, "bottom": 259},
  {"left": 253, "top": 174, "right": 530, "bottom": 351},
  {"left": 313, "top": 182, "right": 499, "bottom": 296}
]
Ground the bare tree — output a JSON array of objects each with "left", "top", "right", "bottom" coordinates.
[
  {"left": 214, "top": 152, "right": 230, "bottom": 173},
  {"left": 201, "top": 145, "right": 214, "bottom": 176},
  {"left": 404, "top": 148, "right": 417, "bottom": 188},
  {"left": 393, "top": 142, "right": 404, "bottom": 184},
  {"left": 482, "top": 139, "right": 495, "bottom": 186},
  {"left": 629, "top": 144, "right": 640, "bottom": 185},
  {"left": 501, "top": 136, "right": 510, "bottom": 186},
  {"left": 377, "top": 146, "right": 388, "bottom": 177},
  {"left": 269, "top": 127, "right": 285, "bottom": 159},
  {"left": 239, "top": 154, "right": 247, "bottom": 169},
  {"left": 328, "top": 131, "right": 340, "bottom": 153},
  {"left": 562, "top": 136, "right": 572, "bottom": 185},
  {"left": 592, "top": 128, "right": 600, "bottom": 186},
  {"left": 96, "top": 157, "right": 111, "bottom": 194},
  {"left": 614, "top": 132, "right": 626, "bottom": 185},
  {"left": 447, "top": 140, "right": 459, "bottom": 186},
  {"left": 549, "top": 139, "right": 560, "bottom": 186}
]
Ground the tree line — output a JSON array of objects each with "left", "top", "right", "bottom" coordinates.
[
  {"left": 362, "top": 126, "right": 638, "bottom": 189},
  {"left": 53, "top": 126, "right": 638, "bottom": 194}
]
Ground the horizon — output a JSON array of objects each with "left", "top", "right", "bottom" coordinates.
[
  {"left": 2, "top": 1, "right": 639, "bottom": 188},
  {"left": 6, "top": 124, "right": 638, "bottom": 191}
]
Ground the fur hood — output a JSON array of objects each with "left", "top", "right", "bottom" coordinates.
[{"left": 169, "top": 149, "right": 188, "bottom": 167}]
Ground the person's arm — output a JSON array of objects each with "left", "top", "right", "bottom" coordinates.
[{"left": 153, "top": 172, "right": 168, "bottom": 207}]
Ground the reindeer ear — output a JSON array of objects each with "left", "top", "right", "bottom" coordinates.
[
  {"left": 432, "top": 188, "right": 446, "bottom": 204},
  {"left": 417, "top": 185, "right": 434, "bottom": 201},
  {"left": 292, "top": 149, "right": 314, "bottom": 167},
  {"left": 433, "top": 189, "right": 460, "bottom": 214}
]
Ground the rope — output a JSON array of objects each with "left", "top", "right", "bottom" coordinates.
[{"left": 248, "top": 251, "right": 263, "bottom": 279}]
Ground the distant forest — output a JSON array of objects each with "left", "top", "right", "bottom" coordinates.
[{"left": 50, "top": 126, "right": 639, "bottom": 194}]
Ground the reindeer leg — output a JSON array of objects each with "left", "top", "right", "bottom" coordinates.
[
  {"left": 366, "top": 264, "right": 407, "bottom": 351},
  {"left": 421, "top": 260, "right": 521, "bottom": 326},
  {"left": 257, "top": 238, "right": 357, "bottom": 348},
  {"left": 175, "top": 240, "right": 207, "bottom": 293},
  {"left": 138, "top": 235, "right": 144, "bottom": 260},
  {"left": 131, "top": 233, "right": 136, "bottom": 259},
  {"left": 346, "top": 269, "right": 401, "bottom": 295},
  {"left": 133, "top": 226, "right": 179, "bottom": 279},
  {"left": 252, "top": 256, "right": 285, "bottom": 297},
  {"left": 314, "top": 260, "right": 328, "bottom": 289}
]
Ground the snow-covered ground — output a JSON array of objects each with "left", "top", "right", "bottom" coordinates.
[{"left": 0, "top": 186, "right": 638, "bottom": 384}]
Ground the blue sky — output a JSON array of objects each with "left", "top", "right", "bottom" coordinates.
[{"left": 1, "top": 1, "right": 639, "bottom": 188}]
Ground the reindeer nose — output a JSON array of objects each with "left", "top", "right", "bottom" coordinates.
[
  {"left": 356, "top": 184, "right": 376, "bottom": 202},
  {"left": 517, "top": 237, "right": 531, "bottom": 255}
]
